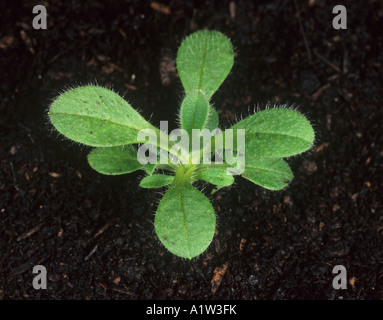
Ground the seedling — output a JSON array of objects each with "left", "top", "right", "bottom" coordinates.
[{"left": 48, "top": 30, "right": 315, "bottom": 259}]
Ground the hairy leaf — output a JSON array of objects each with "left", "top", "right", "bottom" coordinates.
[
  {"left": 140, "top": 174, "right": 174, "bottom": 189},
  {"left": 177, "top": 30, "right": 234, "bottom": 99},
  {"left": 87, "top": 145, "right": 144, "bottom": 175},
  {"left": 242, "top": 158, "right": 293, "bottom": 190},
  {"left": 155, "top": 183, "right": 216, "bottom": 259},
  {"left": 180, "top": 90, "right": 210, "bottom": 137},
  {"left": 226, "top": 108, "right": 315, "bottom": 158},
  {"left": 49, "top": 85, "right": 159, "bottom": 147},
  {"left": 196, "top": 168, "right": 234, "bottom": 187},
  {"left": 204, "top": 107, "right": 219, "bottom": 131}
]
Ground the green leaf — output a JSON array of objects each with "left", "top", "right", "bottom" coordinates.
[
  {"left": 154, "top": 183, "right": 216, "bottom": 259},
  {"left": 180, "top": 90, "right": 210, "bottom": 137},
  {"left": 140, "top": 144, "right": 159, "bottom": 175},
  {"left": 139, "top": 174, "right": 174, "bottom": 189},
  {"left": 177, "top": 30, "right": 234, "bottom": 99},
  {"left": 196, "top": 168, "right": 234, "bottom": 187},
  {"left": 48, "top": 85, "right": 158, "bottom": 147},
  {"left": 87, "top": 145, "right": 144, "bottom": 175},
  {"left": 227, "top": 108, "right": 315, "bottom": 158},
  {"left": 143, "top": 163, "right": 157, "bottom": 175},
  {"left": 204, "top": 107, "right": 219, "bottom": 131},
  {"left": 242, "top": 158, "right": 293, "bottom": 190}
]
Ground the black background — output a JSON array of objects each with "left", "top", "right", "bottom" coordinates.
[{"left": 0, "top": 0, "right": 382, "bottom": 299}]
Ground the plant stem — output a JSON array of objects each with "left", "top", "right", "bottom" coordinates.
[{"left": 173, "top": 165, "right": 196, "bottom": 186}]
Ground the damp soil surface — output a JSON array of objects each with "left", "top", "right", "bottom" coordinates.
[{"left": 1, "top": 0, "right": 382, "bottom": 300}]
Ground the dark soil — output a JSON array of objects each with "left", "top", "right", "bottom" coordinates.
[{"left": 1, "top": 0, "right": 382, "bottom": 300}]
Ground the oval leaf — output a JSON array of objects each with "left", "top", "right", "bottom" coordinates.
[
  {"left": 180, "top": 90, "right": 210, "bottom": 136},
  {"left": 139, "top": 174, "right": 174, "bottom": 189},
  {"left": 87, "top": 145, "right": 143, "bottom": 175},
  {"left": 228, "top": 108, "right": 315, "bottom": 158},
  {"left": 177, "top": 30, "right": 234, "bottom": 99},
  {"left": 49, "top": 85, "right": 157, "bottom": 147},
  {"left": 242, "top": 158, "right": 293, "bottom": 190},
  {"left": 196, "top": 168, "right": 234, "bottom": 187},
  {"left": 155, "top": 183, "right": 216, "bottom": 259}
]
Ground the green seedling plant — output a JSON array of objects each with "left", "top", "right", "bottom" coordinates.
[{"left": 48, "top": 30, "right": 315, "bottom": 259}]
